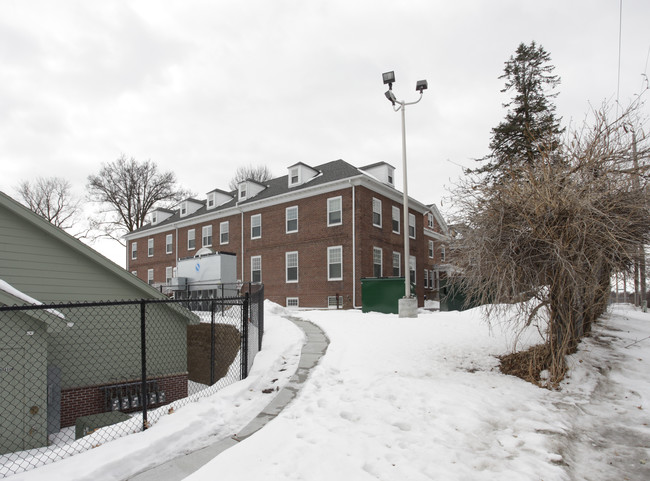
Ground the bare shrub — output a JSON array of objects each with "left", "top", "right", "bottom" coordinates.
[{"left": 450, "top": 100, "right": 650, "bottom": 385}]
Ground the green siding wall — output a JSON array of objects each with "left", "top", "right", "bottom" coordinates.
[
  {"left": 0, "top": 206, "right": 143, "bottom": 303},
  {"left": 0, "top": 314, "right": 48, "bottom": 454}
]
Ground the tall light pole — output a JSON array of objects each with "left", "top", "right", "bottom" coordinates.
[{"left": 382, "top": 71, "right": 428, "bottom": 318}]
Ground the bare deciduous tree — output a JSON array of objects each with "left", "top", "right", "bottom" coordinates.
[
  {"left": 87, "top": 155, "right": 189, "bottom": 245},
  {"left": 17, "top": 177, "right": 85, "bottom": 235},
  {"left": 228, "top": 164, "right": 272, "bottom": 191},
  {"left": 450, "top": 99, "right": 650, "bottom": 386}
]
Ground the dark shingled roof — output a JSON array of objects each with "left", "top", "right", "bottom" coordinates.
[{"left": 129, "top": 159, "right": 363, "bottom": 234}]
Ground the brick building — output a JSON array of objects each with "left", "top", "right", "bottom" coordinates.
[{"left": 124, "top": 159, "right": 450, "bottom": 309}]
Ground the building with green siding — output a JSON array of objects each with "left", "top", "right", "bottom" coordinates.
[{"left": 0, "top": 191, "right": 196, "bottom": 454}]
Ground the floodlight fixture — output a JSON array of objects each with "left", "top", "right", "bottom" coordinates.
[
  {"left": 385, "top": 89, "right": 397, "bottom": 106},
  {"left": 382, "top": 71, "right": 395, "bottom": 87},
  {"left": 416, "top": 79, "right": 428, "bottom": 93}
]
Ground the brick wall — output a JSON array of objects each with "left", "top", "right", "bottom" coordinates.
[
  {"left": 128, "top": 182, "right": 443, "bottom": 308},
  {"left": 59, "top": 373, "right": 188, "bottom": 428}
]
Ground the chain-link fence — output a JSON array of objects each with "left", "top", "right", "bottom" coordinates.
[{"left": 0, "top": 284, "right": 264, "bottom": 478}]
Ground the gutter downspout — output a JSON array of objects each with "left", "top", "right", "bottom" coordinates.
[
  {"left": 349, "top": 180, "right": 360, "bottom": 309},
  {"left": 174, "top": 226, "right": 179, "bottom": 276},
  {"left": 238, "top": 206, "right": 245, "bottom": 285}
]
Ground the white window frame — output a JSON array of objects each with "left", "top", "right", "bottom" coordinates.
[
  {"left": 286, "top": 297, "right": 299, "bottom": 308},
  {"left": 251, "top": 214, "right": 262, "bottom": 239},
  {"left": 327, "top": 196, "right": 342, "bottom": 227},
  {"left": 166, "top": 266, "right": 173, "bottom": 284},
  {"left": 289, "top": 167, "right": 300, "bottom": 186},
  {"left": 220, "top": 221, "right": 229, "bottom": 245},
  {"left": 147, "top": 268, "right": 154, "bottom": 285},
  {"left": 409, "top": 213, "right": 416, "bottom": 239},
  {"left": 328, "top": 296, "right": 343, "bottom": 309},
  {"left": 373, "top": 247, "right": 382, "bottom": 277},
  {"left": 131, "top": 270, "right": 137, "bottom": 276},
  {"left": 428, "top": 213, "right": 434, "bottom": 229},
  {"left": 424, "top": 269, "right": 429, "bottom": 288},
  {"left": 180, "top": 201, "right": 188, "bottom": 217},
  {"left": 428, "top": 240, "right": 434, "bottom": 259},
  {"left": 327, "top": 246, "right": 343, "bottom": 281},
  {"left": 251, "top": 255, "right": 262, "bottom": 283},
  {"left": 441, "top": 245, "right": 446, "bottom": 262},
  {"left": 286, "top": 206, "right": 298, "bottom": 233},
  {"left": 409, "top": 255, "right": 416, "bottom": 285},
  {"left": 207, "top": 193, "right": 216, "bottom": 209},
  {"left": 202, "top": 225, "right": 212, "bottom": 247},
  {"left": 392, "top": 206, "right": 400, "bottom": 234},
  {"left": 239, "top": 184, "right": 247, "bottom": 200},
  {"left": 131, "top": 242, "right": 137, "bottom": 260},
  {"left": 392, "top": 251, "right": 401, "bottom": 277},
  {"left": 166, "top": 234, "right": 173, "bottom": 255},
  {"left": 147, "top": 238, "right": 154, "bottom": 257},
  {"left": 187, "top": 229, "right": 196, "bottom": 250},
  {"left": 286, "top": 251, "right": 299, "bottom": 283},
  {"left": 372, "top": 198, "right": 382, "bottom": 228}
]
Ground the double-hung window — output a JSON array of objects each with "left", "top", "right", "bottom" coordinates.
[
  {"left": 372, "top": 198, "right": 382, "bottom": 228},
  {"left": 131, "top": 242, "right": 137, "bottom": 260},
  {"left": 286, "top": 252, "right": 299, "bottom": 283},
  {"left": 147, "top": 269, "right": 154, "bottom": 285},
  {"left": 409, "top": 256, "right": 416, "bottom": 285},
  {"left": 428, "top": 240, "right": 434, "bottom": 258},
  {"left": 251, "top": 214, "right": 262, "bottom": 239},
  {"left": 392, "top": 206, "right": 400, "bottom": 234},
  {"left": 202, "top": 225, "right": 212, "bottom": 247},
  {"left": 147, "top": 238, "right": 154, "bottom": 257},
  {"left": 166, "top": 234, "right": 173, "bottom": 254},
  {"left": 327, "top": 246, "right": 343, "bottom": 281},
  {"left": 409, "top": 213, "right": 416, "bottom": 239},
  {"left": 392, "top": 251, "right": 401, "bottom": 277},
  {"left": 187, "top": 229, "right": 196, "bottom": 250},
  {"left": 441, "top": 245, "right": 446, "bottom": 262},
  {"left": 286, "top": 206, "right": 298, "bottom": 233},
  {"left": 166, "top": 266, "right": 173, "bottom": 284},
  {"left": 327, "top": 197, "right": 342, "bottom": 226},
  {"left": 220, "top": 221, "right": 229, "bottom": 244},
  {"left": 373, "top": 247, "right": 382, "bottom": 277},
  {"left": 251, "top": 256, "right": 262, "bottom": 283}
]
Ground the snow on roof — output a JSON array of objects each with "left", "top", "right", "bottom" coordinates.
[{"left": 0, "top": 279, "right": 66, "bottom": 319}]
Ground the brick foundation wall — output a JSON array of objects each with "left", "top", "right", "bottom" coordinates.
[{"left": 59, "top": 373, "right": 189, "bottom": 428}]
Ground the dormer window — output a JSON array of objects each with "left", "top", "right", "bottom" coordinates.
[
  {"left": 290, "top": 167, "right": 299, "bottom": 185},
  {"left": 239, "top": 185, "right": 247, "bottom": 201},
  {"left": 288, "top": 162, "right": 319, "bottom": 187},
  {"left": 180, "top": 202, "right": 188, "bottom": 216},
  {"left": 360, "top": 162, "right": 396, "bottom": 187},
  {"left": 150, "top": 208, "right": 174, "bottom": 225},
  {"left": 207, "top": 193, "right": 215, "bottom": 208}
]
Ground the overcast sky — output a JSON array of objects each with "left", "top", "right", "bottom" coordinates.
[{"left": 1, "top": 0, "right": 649, "bottom": 263}]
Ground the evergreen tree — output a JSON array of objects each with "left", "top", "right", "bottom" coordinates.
[{"left": 477, "top": 42, "right": 564, "bottom": 179}]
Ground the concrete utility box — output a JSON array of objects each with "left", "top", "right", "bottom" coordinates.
[
  {"left": 75, "top": 411, "right": 130, "bottom": 439},
  {"left": 361, "top": 278, "right": 415, "bottom": 314}
]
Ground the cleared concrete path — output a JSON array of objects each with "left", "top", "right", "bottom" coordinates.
[{"left": 127, "top": 316, "right": 328, "bottom": 481}]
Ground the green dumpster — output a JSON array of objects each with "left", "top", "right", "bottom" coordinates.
[{"left": 361, "top": 278, "right": 415, "bottom": 314}]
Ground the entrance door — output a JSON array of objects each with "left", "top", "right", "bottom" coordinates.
[{"left": 0, "top": 348, "right": 26, "bottom": 455}]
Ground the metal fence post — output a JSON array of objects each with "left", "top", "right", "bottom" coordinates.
[
  {"left": 241, "top": 292, "right": 249, "bottom": 379},
  {"left": 210, "top": 298, "right": 215, "bottom": 385},
  {"left": 140, "top": 300, "right": 148, "bottom": 431}
]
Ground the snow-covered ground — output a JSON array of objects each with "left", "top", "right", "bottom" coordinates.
[{"left": 10, "top": 302, "right": 650, "bottom": 481}]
